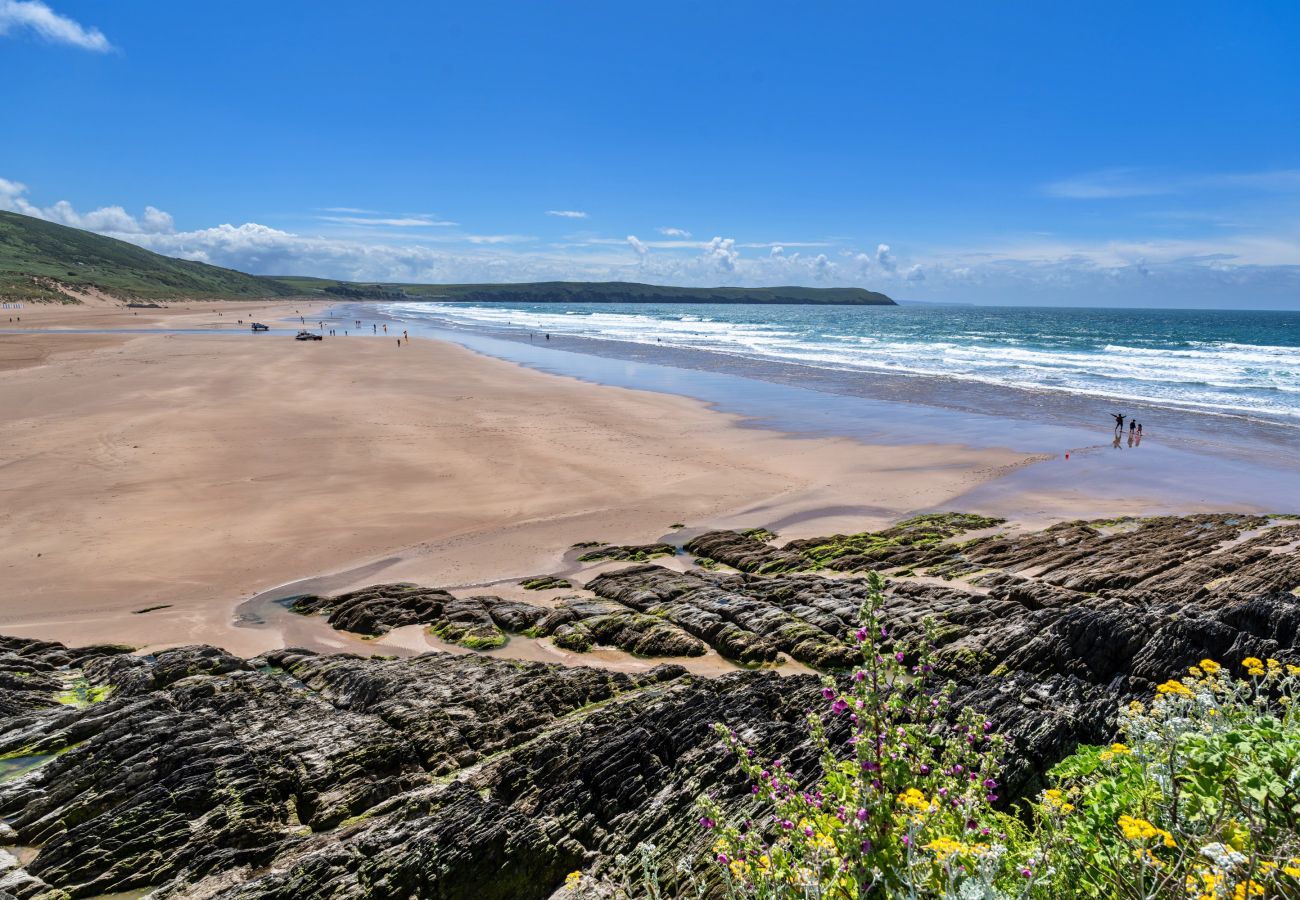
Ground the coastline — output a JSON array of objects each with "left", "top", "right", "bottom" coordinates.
[{"left": 0, "top": 299, "right": 1294, "bottom": 664}]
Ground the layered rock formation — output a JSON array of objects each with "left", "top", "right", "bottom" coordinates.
[{"left": 3, "top": 513, "right": 1298, "bottom": 898}]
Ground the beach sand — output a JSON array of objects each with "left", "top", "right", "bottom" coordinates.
[{"left": 0, "top": 300, "right": 1053, "bottom": 657}]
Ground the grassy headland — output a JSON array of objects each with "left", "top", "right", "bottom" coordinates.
[
  {"left": 0, "top": 211, "right": 297, "bottom": 303},
  {"left": 274, "top": 277, "right": 897, "bottom": 305}
]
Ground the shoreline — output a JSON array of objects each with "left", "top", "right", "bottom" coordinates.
[
  {"left": 341, "top": 301, "right": 1298, "bottom": 518},
  {"left": 1, "top": 299, "right": 1294, "bottom": 666}
]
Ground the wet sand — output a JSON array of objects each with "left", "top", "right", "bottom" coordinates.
[{"left": 1, "top": 301, "right": 1038, "bottom": 658}]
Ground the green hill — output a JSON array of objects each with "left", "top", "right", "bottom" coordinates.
[
  {"left": 0, "top": 210, "right": 895, "bottom": 306},
  {"left": 0, "top": 210, "right": 297, "bottom": 302},
  {"left": 274, "top": 277, "right": 896, "bottom": 305}
]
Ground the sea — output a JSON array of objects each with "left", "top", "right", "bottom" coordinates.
[{"left": 382, "top": 301, "right": 1300, "bottom": 428}]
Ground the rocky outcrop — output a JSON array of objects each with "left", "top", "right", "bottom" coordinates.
[
  {"left": 685, "top": 530, "right": 805, "bottom": 574},
  {"left": 687, "top": 513, "right": 1005, "bottom": 574},
  {"left": 531, "top": 597, "right": 708, "bottom": 657},
  {"left": 0, "top": 641, "right": 806, "bottom": 899},
  {"left": 291, "top": 585, "right": 548, "bottom": 649},
  {"left": 292, "top": 584, "right": 455, "bottom": 636},
  {"left": 575, "top": 543, "right": 678, "bottom": 563},
  {"left": 520, "top": 575, "right": 572, "bottom": 591},
  {"left": 2, "top": 513, "right": 1298, "bottom": 898}
]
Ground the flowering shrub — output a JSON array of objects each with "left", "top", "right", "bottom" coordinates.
[
  {"left": 698, "top": 572, "right": 1024, "bottom": 897},
  {"left": 694, "top": 570, "right": 1300, "bottom": 899},
  {"left": 1026, "top": 656, "right": 1300, "bottom": 899}
]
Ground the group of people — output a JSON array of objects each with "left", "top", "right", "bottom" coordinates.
[
  {"left": 282, "top": 314, "right": 411, "bottom": 345},
  {"left": 1111, "top": 413, "right": 1144, "bottom": 448}
]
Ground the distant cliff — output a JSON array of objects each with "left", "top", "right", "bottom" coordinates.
[{"left": 277, "top": 278, "right": 897, "bottom": 306}]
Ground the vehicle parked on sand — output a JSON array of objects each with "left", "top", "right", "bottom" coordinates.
[
  {"left": 250, "top": 322, "right": 269, "bottom": 332},
  {"left": 295, "top": 330, "right": 323, "bottom": 341}
]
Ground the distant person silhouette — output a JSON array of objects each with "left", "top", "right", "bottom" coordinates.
[{"left": 1113, "top": 413, "right": 1126, "bottom": 433}]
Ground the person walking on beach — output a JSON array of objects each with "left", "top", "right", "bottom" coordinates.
[
  {"left": 373, "top": 324, "right": 377, "bottom": 333},
  {"left": 1129, "top": 419, "right": 1137, "bottom": 435},
  {"left": 1112, "top": 413, "right": 1126, "bottom": 434},
  {"left": 383, "top": 324, "right": 388, "bottom": 334},
  {"left": 396, "top": 338, "right": 401, "bottom": 348}
]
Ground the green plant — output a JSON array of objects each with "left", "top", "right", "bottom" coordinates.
[
  {"left": 699, "top": 572, "right": 1019, "bottom": 898},
  {"left": 1023, "top": 657, "right": 1300, "bottom": 899}
]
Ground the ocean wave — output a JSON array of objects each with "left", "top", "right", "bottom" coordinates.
[{"left": 398, "top": 301, "right": 1300, "bottom": 422}]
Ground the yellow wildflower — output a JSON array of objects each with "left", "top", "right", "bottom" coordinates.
[
  {"left": 1156, "top": 679, "right": 1193, "bottom": 697},
  {"left": 1041, "top": 788, "right": 1075, "bottom": 813},
  {"left": 729, "top": 854, "right": 772, "bottom": 880},
  {"left": 1187, "top": 869, "right": 1219, "bottom": 900},
  {"left": 1188, "top": 665, "right": 1204, "bottom": 677},
  {"left": 1284, "top": 858, "right": 1300, "bottom": 878},
  {"left": 1199, "top": 659, "right": 1221, "bottom": 675},
  {"left": 1234, "top": 880, "right": 1265, "bottom": 899},
  {"left": 1099, "top": 742, "right": 1130, "bottom": 762},
  {"left": 1267, "top": 658, "right": 1280, "bottom": 670},
  {"left": 1118, "top": 815, "right": 1175, "bottom": 848},
  {"left": 565, "top": 871, "right": 582, "bottom": 889},
  {"left": 897, "top": 787, "right": 930, "bottom": 811},
  {"left": 1286, "top": 664, "right": 1300, "bottom": 676},
  {"left": 925, "top": 836, "right": 967, "bottom": 860}
]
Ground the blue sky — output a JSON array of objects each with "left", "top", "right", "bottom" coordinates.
[{"left": 2, "top": 1, "right": 1299, "bottom": 307}]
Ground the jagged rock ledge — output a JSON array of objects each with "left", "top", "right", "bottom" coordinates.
[{"left": 2, "top": 512, "right": 1298, "bottom": 898}]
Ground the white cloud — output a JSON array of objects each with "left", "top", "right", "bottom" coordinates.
[
  {"left": 737, "top": 240, "right": 832, "bottom": 249},
  {"left": 704, "top": 236, "right": 738, "bottom": 273},
  {"left": 0, "top": 178, "right": 172, "bottom": 234},
  {"left": 464, "top": 234, "right": 535, "bottom": 244},
  {"left": 626, "top": 234, "right": 648, "bottom": 257},
  {"left": 546, "top": 209, "right": 589, "bottom": 218},
  {"left": 318, "top": 215, "right": 458, "bottom": 227},
  {"left": 0, "top": 0, "right": 111, "bottom": 51},
  {"left": 875, "top": 243, "right": 896, "bottom": 272},
  {"left": 658, "top": 226, "right": 691, "bottom": 238}
]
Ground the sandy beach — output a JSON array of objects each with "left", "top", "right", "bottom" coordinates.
[
  {"left": 0, "top": 300, "right": 1046, "bottom": 656},
  {"left": 3, "top": 299, "right": 1288, "bottom": 661}
]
